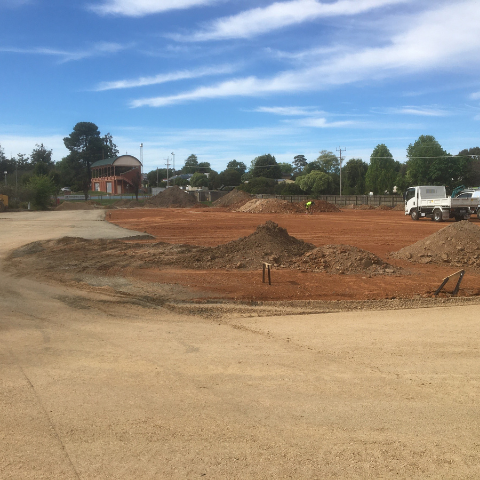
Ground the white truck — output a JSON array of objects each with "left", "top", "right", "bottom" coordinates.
[{"left": 404, "top": 186, "right": 480, "bottom": 222}]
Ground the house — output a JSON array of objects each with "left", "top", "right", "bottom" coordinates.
[{"left": 91, "top": 155, "right": 142, "bottom": 194}]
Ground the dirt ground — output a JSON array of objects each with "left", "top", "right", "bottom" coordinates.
[
  {"left": 2, "top": 210, "right": 480, "bottom": 478},
  {"left": 88, "top": 207, "right": 480, "bottom": 303}
]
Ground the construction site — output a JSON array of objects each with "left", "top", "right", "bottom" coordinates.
[
  {"left": 2, "top": 187, "right": 480, "bottom": 479},
  {"left": 11, "top": 186, "right": 480, "bottom": 308}
]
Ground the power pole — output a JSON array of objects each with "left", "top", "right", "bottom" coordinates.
[
  {"left": 165, "top": 157, "right": 171, "bottom": 187},
  {"left": 336, "top": 146, "right": 346, "bottom": 196}
]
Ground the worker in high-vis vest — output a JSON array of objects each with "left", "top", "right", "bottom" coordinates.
[{"left": 305, "top": 200, "right": 312, "bottom": 214}]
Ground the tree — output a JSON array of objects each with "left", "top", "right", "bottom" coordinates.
[
  {"left": 190, "top": 172, "right": 209, "bottom": 188},
  {"left": 226, "top": 160, "right": 246, "bottom": 175},
  {"left": 102, "top": 133, "right": 119, "bottom": 158},
  {"left": 458, "top": 147, "right": 480, "bottom": 186},
  {"left": 198, "top": 162, "right": 211, "bottom": 173},
  {"left": 238, "top": 177, "right": 276, "bottom": 194},
  {"left": 296, "top": 171, "right": 333, "bottom": 196},
  {"left": 251, "top": 154, "right": 282, "bottom": 179},
  {"left": 173, "top": 177, "right": 189, "bottom": 186},
  {"left": 303, "top": 151, "right": 339, "bottom": 193},
  {"left": 278, "top": 162, "right": 293, "bottom": 176},
  {"left": 28, "top": 175, "right": 57, "bottom": 210},
  {"left": 218, "top": 168, "right": 242, "bottom": 187},
  {"left": 365, "top": 144, "right": 398, "bottom": 194},
  {"left": 130, "top": 170, "right": 142, "bottom": 200},
  {"left": 63, "top": 122, "right": 113, "bottom": 199},
  {"left": 30, "top": 143, "right": 53, "bottom": 167},
  {"left": 293, "top": 155, "right": 308, "bottom": 175},
  {"left": 342, "top": 158, "right": 368, "bottom": 195},
  {"left": 306, "top": 151, "right": 339, "bottom": 175},
  {"left": 274, "top": 182, "right": 304, "bottom": 195},
  {"left": 405, "top": 135, "right": 453, "bottom": 188},
  {"left": 182, "top": 154, "right": 199, "bottom": 174},
  {"left": 207, "top": 170, "right": 221, "bottom": 190}
]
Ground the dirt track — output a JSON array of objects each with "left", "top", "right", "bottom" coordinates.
[{"left": 1, "top": 210, "right": 480, "bottom": 478}]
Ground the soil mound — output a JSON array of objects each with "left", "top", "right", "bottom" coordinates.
[
  {"left": 293, "top": 245, "right": 399, "bottom": 275},
  {"left": 145, "top": 186, "right": 198, "bottom": 208},
  {"left": 212, "top": 189, "right": 252, "bottom": 208},
  {"left": 376, "top": 205, "right": 392, "bottom": 210},
  {"left": 203, "top": 220, "right": 315, "bottom": 268},
  {"left": 235, "top": 199, "right": 340, "bottom": 214},
  {"left": 392, "top": 204, "right": 405, "bottom": 211},
  {"left": 392, "top": 221, "right": 480, "bottom": 268}
]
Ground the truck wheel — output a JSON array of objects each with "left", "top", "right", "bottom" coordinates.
[
  {"left": 477, "top": 210, "right": 480, "bottom": 220},
  {"left": 411, "top": 209, "right": 419, "bottom": 221},
  {"left": 433, "top": 209, "right": 443, "bottom": 222}
]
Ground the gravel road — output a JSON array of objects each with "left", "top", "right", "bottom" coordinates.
[{"left": 1, "top": 210, "right": 479, "bottom": 479}]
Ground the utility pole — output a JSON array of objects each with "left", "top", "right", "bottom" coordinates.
[
  {"left": 171, "top": 152, "right": 175, "bottom": 176},
  {"left": 336, "top": 146, "right": 346, "bottom": 196},
  {"left": 166, "top": 157, "right": 171, "bottom": 187}
]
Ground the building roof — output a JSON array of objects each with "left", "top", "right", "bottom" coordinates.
[{"left": 91, "top": 155, "right": 141, "bottom": 168}]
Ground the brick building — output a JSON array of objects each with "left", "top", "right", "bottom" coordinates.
[{"left": 91, "top": 155, "right": 142, "bottom": 194}]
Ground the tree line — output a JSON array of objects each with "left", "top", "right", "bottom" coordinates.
[
  {"left": 2, "top": 126, "right": 479, "bottom": 209},
  {"left": 147, "top": 135, "right": 480, "bottom": 197}
]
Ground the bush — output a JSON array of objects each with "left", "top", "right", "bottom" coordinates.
[
  {"left": 238, "top": 177, "right": 277, "bottom": 194},
  {"left": 274, "top": 182, "right": 304, "bottom": 195},
  {"left": 28, "top": 175, "right": 57, "bottom": 210}
]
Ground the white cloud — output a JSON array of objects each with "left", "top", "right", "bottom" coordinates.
[
  {"left": 0, "top": 134, "right": 68, "bottom": 162},
  {"left": 173, "top": 0, "right": 409, "bottom": 42},
  {"left": 0, "top": 42, "right": 127, "bottom": 62},
  {"left": 95, "top": 64, "right": 237, "bottom": 91},
  {"left": 254, "top": 106, "right": 326, "bottom": 116},
  {"left": 89, "top": 0, "right": 219, "bottom": 16},
  {"left": 132, "top": 1, "right": 480, "bottom": 108},
  {"left": 470, "top": 91, "right": 480, "bottom": 100},
  {"left": 295, "top": 117, "right": 356, "bottom": 128},
  {"left": 374, "top": 106, "right": 449, "bottom": 117}
]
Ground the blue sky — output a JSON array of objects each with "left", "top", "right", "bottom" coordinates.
[{"left": 1, "top": 0, "right": 480, "bottom": 173}]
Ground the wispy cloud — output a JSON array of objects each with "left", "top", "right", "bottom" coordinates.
[
  {"left": 374, "top": 106, "right": 450, "bottom": 117},
  {"left": 254, "top": 106, "right": 326, "bottom": 116},
  {"left": 295, "top": 117, "right": 356, "bottom": 128},
  {"left": 0, "top": 42, "right": 127, "bottom": 62},
  {"left": 172, "top": 0, "right": 408, "bottom": 42},
  {"left": 131, "top": 1, "right": 480, "bottom": 108},
  {"left": 89, "top": 0, "right": 219, "bottom": 17},
  {"left": 470, "top": 91, "right": 480, "bottom": 100},
  {"left": 95, "top": 64, "right": 238, "bottom": 91}
]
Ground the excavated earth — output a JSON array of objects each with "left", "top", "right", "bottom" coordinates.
[
  {"left": 235, "top": 198, "right": 340, "bottom": 214},
  {"left": 392, "top": 221, "right": 480, "bottom": 268},
  {"left": 7, "top": 207, "right": 480, "bottom": 304},
  {"left": 8, "top": 221, "right": 397, "bottom": 275}
]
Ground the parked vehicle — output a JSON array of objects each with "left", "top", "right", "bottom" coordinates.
[{"left": 404, "top": 186, "right": 480, "bottom": 222}]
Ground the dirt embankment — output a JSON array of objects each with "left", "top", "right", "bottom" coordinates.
[{"left": 392, "top": 221, "right": 480, "bottom": 268}]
